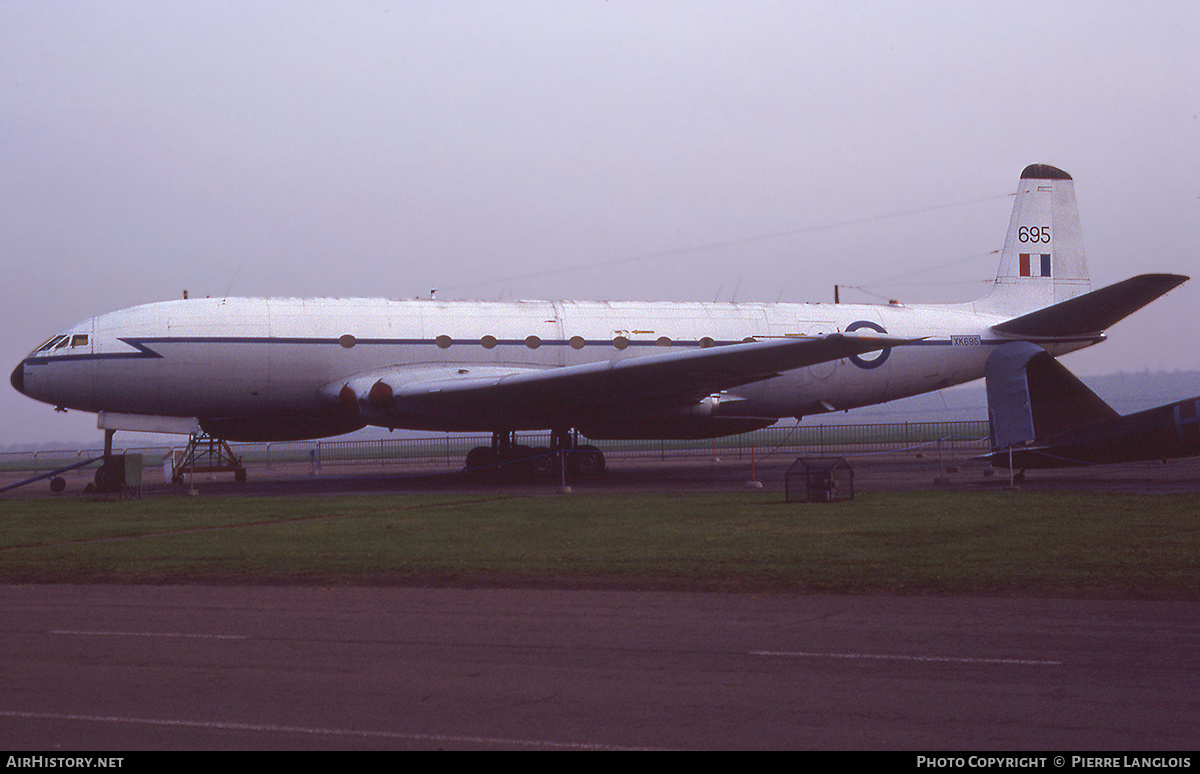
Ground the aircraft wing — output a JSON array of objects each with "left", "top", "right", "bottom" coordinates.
[{"left": 327, "top": 331, "right": 911, "bottom": 428}]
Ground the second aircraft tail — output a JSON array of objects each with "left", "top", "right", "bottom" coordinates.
[{"left": 985, "top": 341, "right": 1200, "bottom": 469}]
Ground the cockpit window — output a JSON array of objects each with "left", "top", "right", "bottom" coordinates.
[
  {"left": 31, "top": 333, "right": 88, "bottom": 355},
  {"left": 35, "top": 335, "right": 68, "bottom": 353}
]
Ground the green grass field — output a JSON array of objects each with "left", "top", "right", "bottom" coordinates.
[{"left": 2, "top": 491, "right": 1198, "bottom": 597}]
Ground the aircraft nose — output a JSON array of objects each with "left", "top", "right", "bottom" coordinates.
[{"left": 10, "top": 361, "right": 25, "bottom": 395}]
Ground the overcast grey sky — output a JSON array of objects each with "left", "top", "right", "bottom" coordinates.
[{"left": 3, "top": 1, "right": 1197, "bottom": 447}]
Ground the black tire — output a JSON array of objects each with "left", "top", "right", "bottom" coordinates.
[
  {"left": 94, "top": 464, "right": 123, "bottom": 492},
  {"left": 530, "top": 447, "right": 555, "bottom": 477},
  {"left": 580, "top": 445, "right": 606, "bottom": 474},
  {"left": 569, "top": 446, "right": 605, "bottom": 477},
  {"left": 49, "top": 476, "right": 66, "bottom": 493},
  {"left": 465, "top": 446, "right": 497, "bottom": 474},
  {"left": 502, "top": 445, "right": 535, "bottom": 478}
]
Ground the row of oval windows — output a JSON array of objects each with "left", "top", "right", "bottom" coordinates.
[{"left": 338, "top": 334, "right": 756, "bottom": 351}]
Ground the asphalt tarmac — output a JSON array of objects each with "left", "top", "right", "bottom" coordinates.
[
  {"left": 3, "top": 453, "right": 1199, "bottom": 750},
  {"left": 2, "top": 585, "right": 1197, "bottom": 750}
]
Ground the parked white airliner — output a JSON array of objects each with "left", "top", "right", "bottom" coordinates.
[{"left": 10, "top": 164, "right": 1187, "bottom": 477}]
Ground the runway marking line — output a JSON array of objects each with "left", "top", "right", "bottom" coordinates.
[
  {"left": 46, "top": 636, "right": 1064, "bottom": 665},
  {"left": 0, "top": 709, "right": 659, "bottom": 751},
  {"left": 49, "top": 630, "right": 248, "bottom": 640},
  {"left": 751, "top": 650, "right": 1062, "bottom": 666}
]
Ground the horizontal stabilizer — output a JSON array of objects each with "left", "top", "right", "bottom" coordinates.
[{"left": 990, "top": 274, "right": 1187, "bottom": 338}]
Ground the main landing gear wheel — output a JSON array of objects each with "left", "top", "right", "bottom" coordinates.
[
  {"left": 530, "top": 447, "right": 554, "bottom": 477},
  {"left": 464, "top": 434, "right": 606, "bottom": 481},
  {"left": 569, "top": 445, "right": 606, "bottom": 476},
  {"left": 465, "top": 446, "right": 498, "bottom": 476},
  {"left": 465, "top": 444, "right": 544, "bottom": 479}
]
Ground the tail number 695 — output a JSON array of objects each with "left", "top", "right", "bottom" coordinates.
[{"left": 1018, "top": 225, "right": 1051, "bottom": 243}]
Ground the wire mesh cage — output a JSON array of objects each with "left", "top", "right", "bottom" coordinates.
[{"left": 785, "top": 457, "right": 854, "bottom": 503}]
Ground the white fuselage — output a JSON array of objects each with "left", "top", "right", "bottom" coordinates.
[
  {"left": 16, "top": 165, "right": 1135, "bottom": 443},
  {"left": 14, "top": 295, "right": 1093, "bottom": 439}
]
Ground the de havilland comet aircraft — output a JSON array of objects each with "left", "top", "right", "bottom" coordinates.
[{"left": 9, "top": 164, "right": 1188, "bottom": 486}]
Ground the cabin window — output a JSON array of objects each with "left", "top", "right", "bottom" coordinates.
[
  {"left": 435, "top": 335, "right": 452, "bottom": 349},
  {"left": 70, "top": 334, "right": 88, "bottom": 348},
  {"left": 743, "top": 337, "right": 756, "bottom": 343},
  {"left": 569, "top": 336, "right": 585, "bottom": 350},
  {"left": 699, "top": 337, "right": 715, "bottom": 348},
  {"left": 612, "top": 336, "right": 629, "bottom": 350},
  {"left": 481, "top": 335, "right": 497, "bottom": 349},
  {"left": 525, "top": 336, "right": 541, "bottom": 349},
  {"left": 656, "top": 336, "right": 672, "bottom": 347}
]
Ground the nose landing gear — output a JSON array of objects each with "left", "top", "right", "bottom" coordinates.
[
  {"left": 88, "top": 430, "right": 142, "bottom": 497},
  {"left": 91, "top": 429, "right": 124, "bottom": 493}
]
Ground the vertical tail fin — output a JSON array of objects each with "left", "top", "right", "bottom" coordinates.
[{"left": 975, "top": 164, "right": 1091, "bottom": 316}]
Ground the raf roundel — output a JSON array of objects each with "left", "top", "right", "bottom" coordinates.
[{"left": 845, "top": 321, "right": 891, "bottom": 370}]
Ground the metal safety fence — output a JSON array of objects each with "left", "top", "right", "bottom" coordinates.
[{"left": 0, "top": 420, "right": 990, "bottom": 478}]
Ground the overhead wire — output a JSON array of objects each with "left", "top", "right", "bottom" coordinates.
[
  {"left": 437, "top": 192, "right": 1013, "bottom": 294},
  {"left": 839, "top": 248, "right": 1001, "bottom": 301}
]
